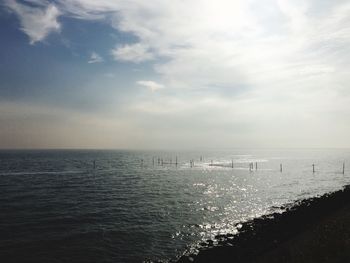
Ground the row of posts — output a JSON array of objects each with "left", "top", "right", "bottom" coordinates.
[
  {"left": 150, "top": 156, "right": 203, "bottom": 168},
  {"left": 247, "top": 162, "right": 346, "bottom": 174},
  {"left": 91, "top": 159, "right": 346, "bottom": 174},
  {"left": 277, "top": 163, "right": 346, "bottom": 174},
  {"left": 151, "top": 156, "right": 179, "bottom": 167},
  {"left": 143, "top": 159, "right": 346, "bottom": 173}
]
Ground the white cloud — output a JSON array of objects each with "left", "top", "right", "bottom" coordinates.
[
  {"left": 6, "top": 0, "right": 350, "bottom": 147},
  {"left": 102, "top": 0, "right": 350, "bottom": 147},
  {"left": 137, "top": 80, "right": 164, "bottom": 92},
  {"left": 5, "top": 0, "right": 61, "bottom": 44},
  {"left": 111, "top": 43, "right": 154, "bottom": 63},
  {"left": 54, "top": 0, "right": 350, "bottom": 92},
  {"left": 88, "top": 52, "right": 103, "bottom": 63}
]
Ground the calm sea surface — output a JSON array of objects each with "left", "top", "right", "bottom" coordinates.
[{"left": 1, "top": 149, "right": 350, "bottom": 262}]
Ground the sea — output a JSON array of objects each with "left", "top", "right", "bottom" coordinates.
[{"left": 0, "top": 149, "right": 349, "bottom": 262}]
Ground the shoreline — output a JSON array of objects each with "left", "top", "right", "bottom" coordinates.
[{"left": 176, "top": 185, "right": 350, "bottom": 263}]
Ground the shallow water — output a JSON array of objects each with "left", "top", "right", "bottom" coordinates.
[{"left": 0, "top": 149, "right": 349, "bottom": 262}]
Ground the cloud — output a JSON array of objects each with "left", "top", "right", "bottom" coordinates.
[
  {"left": 5, "top": 0, "right": 350, "bottom": 147},
  {"left": 52, "top": 0, "right": 350, "bottom": 92},
  {"left": 137, "top": 80, "right": 164, "bottom": 92},
  {"left": 111, "top": 43, "right": 154, "bottom": 63},
  {"left": 88, "top": 52, "right": 103, "bottom": 63},
  {"left": 5, "top": 0, "right": 61, "bottom": 44}
]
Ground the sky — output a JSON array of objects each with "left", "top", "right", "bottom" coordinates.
[{"left": 1, "top": 0, "right": 350, "bottom": 149}]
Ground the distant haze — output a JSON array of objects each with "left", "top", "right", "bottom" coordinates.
[{"left": 1, "top": 0, "right": 350, "bottom": 149}]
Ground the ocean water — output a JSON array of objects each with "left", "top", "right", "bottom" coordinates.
[{"left": 0, "top": 149, "right": 350, "bottom": 262}]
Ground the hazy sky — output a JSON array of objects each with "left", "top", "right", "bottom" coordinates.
[{"left": 1, "top": 0, "right": 350, "bottom": 149}]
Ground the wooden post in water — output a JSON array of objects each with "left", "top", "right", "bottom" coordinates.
[
  {"left": 255, "top": 162, "right": 257, "bottom": 170},
  {"left": 312, "top": 164, "right": 315, "bottom": 173},
  {"left": 175, "top": 156, "right": 178, "bottom": 166},
  {"left": 161, "top": 158, "right": 164, "bottom": 166},
  {"left": 93, "top": 160, "right": 96, "bottom": 170},
  {"left": 280, "top": 164, "right": 282, "bottom": 172},
  {"left": 152, "top": 157, "right": 155, "bottom": 166},
  {"left": 343, "top": 162, "right": 345, "bottom": 175},
  {"left": 232, "top": 159, "right": 234, "bottom": 168}
]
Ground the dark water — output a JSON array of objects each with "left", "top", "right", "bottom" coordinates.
[{"left": 0, "top": 149, "right": 350, "bottom": 262}]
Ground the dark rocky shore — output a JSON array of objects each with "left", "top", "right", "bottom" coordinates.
[{"left": 176, "top": 185, "right": 350, "bottom": 263}]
